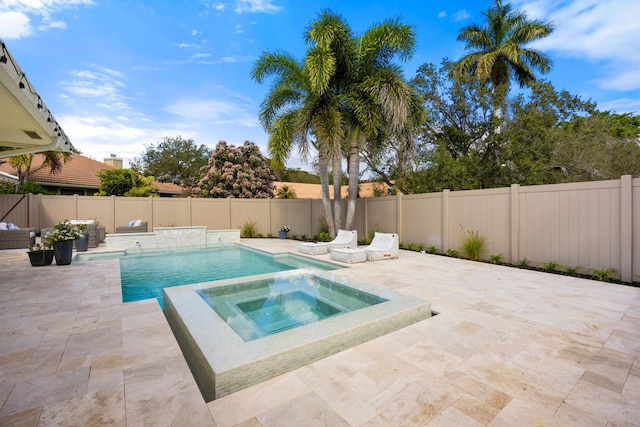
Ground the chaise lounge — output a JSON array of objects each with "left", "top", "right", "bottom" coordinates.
[
  {"left": 298, "top": 229, "right": 358, "bottom": 255},
  {"left": 362, "top": 232, "right": 399, "bottom": 260}
]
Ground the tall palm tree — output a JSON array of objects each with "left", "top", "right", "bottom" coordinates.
[
  {"left": 455, "top": 0, "right": 554, "bottom": 121},
  {"left": 333, "top": 16, "right": 421, "bottom": 229},
  {"left": 251, "top": 49, "right": 345, "bottom": 236},
  {"left": 253, "top": 10, "right": 419, "bottom": 232}
]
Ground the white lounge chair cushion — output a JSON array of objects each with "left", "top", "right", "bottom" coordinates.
[
  {"left": 330, "top": 248, "right": 366, "bottom": 264},
  {"left": 298, "top": 242, "right": 328, "bottom": 255},
  {"left": 364, "top": 232, "right": 399, "bottom": 261}
]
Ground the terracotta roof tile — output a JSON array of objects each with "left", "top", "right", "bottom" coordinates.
[{"left": 0, "top": 153, "right": 182, "bottom": 195}]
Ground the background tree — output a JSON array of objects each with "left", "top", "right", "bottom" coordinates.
[
  {"left": 455, "top": 0, "right": 554, "bottom": 120},
  {"left": 96, "top": 169, "right": 158, "bottom": 197},
  {"left": 7, "top": 151, "right": 70, "bottom": 193},
  {"left": 275, "top": 184, "right": 297, "bottom": 199},
  {"left": 193, "top": 141, "right": 275, "bottom": 198},
  {"left": 130, "top": 136, "right": 211, "bottom": 187}
]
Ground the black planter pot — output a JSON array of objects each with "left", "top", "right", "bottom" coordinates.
[
  {"left": 75, "top": 233, "right": 90, "bottom": 252},
  {"left": 53, "top": 240, "right": 74, "bottom": 265},
  {"left": 28, "top": 250, "right": 54, "bottom": 266}
]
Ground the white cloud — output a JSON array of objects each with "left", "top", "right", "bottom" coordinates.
[
  {"left": 0, "top": 11, "right": 32, "bottom": 39},
  {"left": 61, "top": 67, "right": 130, "bottom": 111},
  {"left": 163, "top": 98, "right": 259, "bottom": 128},
  {"left": 597, "top": 97, "right": 640, "bottom": 114},
  {"left": 437, "top": 11, "right": 447, "bottom": 18},
  {"left": 452, "top": 10, "right": 470, "bottom": 21},
  {"left": 515, "top": 0, "right": 640, "bottom": 91},
  {"left": 234, "top": 0, "right": 281, "bottom": 14},
  {"left": 0, "top": 0, "right": 94, "bottom": 38}
]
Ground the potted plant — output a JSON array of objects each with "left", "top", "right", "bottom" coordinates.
[
  {"left": 74, "top": 223, "right": 89, "bottom": 252},
  {"left": 45, "top": 220, "right": 84, "bottom": 265},
  {"left": 279, "top": 225, "right": 291, "bottom": 239},
  {"left": 27, "top": 242, "right": 54, "bottom": 266}
]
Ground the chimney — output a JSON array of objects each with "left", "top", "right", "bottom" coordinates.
[{"left": 104, "top": 154, "right": 123, "bottom": 169}]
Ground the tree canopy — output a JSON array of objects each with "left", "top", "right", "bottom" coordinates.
[
  {"left": 455, "top": 0, "right": 554, "bottom": 119},
  {"left": 192, "top": 141, "right": 275, "bottom": 198},
  {"left": 96, "top": 169, "right": 158, "bottom": 197},
  {"left": 130, "top": 136, "right": 211, "bottom": 187}
]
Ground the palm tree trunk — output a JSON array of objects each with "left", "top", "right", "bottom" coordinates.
[
  {"left": 344, "top": 136, "right": 360, "bottom": 230},
  {"left": 317, "top": 152, "right": 336, "bottom": 237},
  {"left": 331, "top": 150, "right": 342, "bottom": 235}
]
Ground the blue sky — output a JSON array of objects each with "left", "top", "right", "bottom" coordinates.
[{"left": 1, "top": 0, "right": 639, "bottom": 170}]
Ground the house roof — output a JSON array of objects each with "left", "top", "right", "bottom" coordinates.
[{"left": 0, "top": 153, "right": 183, "bottom": 195}]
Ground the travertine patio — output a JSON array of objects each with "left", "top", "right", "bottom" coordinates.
[{"left": 0, "top": 239, "right": 638, "bottom": 426}]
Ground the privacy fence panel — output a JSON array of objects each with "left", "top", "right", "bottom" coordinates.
[
  {"left": 447, "top": 188, "right": 511, "bottom": 261},
  {"left": 365, "top": 196, "right": 397, "bottom": 235},
  {"left": 518, "top": 179, "right": 622, "bottom": 273},
  {"left": 192, "top": 198, "right": 231, "bottom": 231},
  {"left": 153, "top": 198, "right": 191, "bottom": 228},
  {"left": 113, "top": 197, "right": 153, "bottom": 232},
  {"left": 400, "top": 193, "right": 443, "bottom": 249},
  {"left": 39, "top": 195, "right": 77, "bottom": 228},
  {"left": 230, "top": 199, "right": 271, "bottom": 235},
  {"left": 78, "top": 196, "right": 115, "bottom": 232},
  {"left": 0, "top": 194, "right": 30, "bottom": 228},
  {"left": 270, "top": 199, "right": 313, "bottom": 237}
]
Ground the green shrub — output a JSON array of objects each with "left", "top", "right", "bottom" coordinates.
[
  {"left": 564, "top": 266, "right": 579, "bottom": 276},
  {"left": 266, "top": 233, "right": 273, "bottom": 238},
  {"left": 460, "top": 227, "right": 487, "bottom": 261},
  {"left": 318, "top": 231, "right": 331, "bottom": 242},
  {"left": 363, "top": 225, "right": 380, "bottom": 245},
  {"left": 489, "top": 253, "right": 503, "bottom": 264},
  {"left": 426, "top": 245, "right": 440, "bottom": 254},
  {"left": 517, "top": 258, "right": 529, "bottom": 269},
  {"left": 542, "top": 261, "right": 558, "bottom": 272},
  {"left": 409, "top": 243, "right": 424, "bottom": 252},
  {"left": 591, "top": 267, "right": 616, "bottom": 282},
  {"left": 446, "top": 248, "right": 459, "bottom": 257},
  {"left": 256, "top": 233, "right": 264, "bottom": 238},
  {"left": 240, "top": 220, "right": 257, "bottom": 238},
  {"left": 317, "top": 217, "right": 331, "bottom": 242}
]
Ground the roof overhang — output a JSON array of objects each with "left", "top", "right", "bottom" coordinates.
[{"left": 0, "top": 40, "right": 73, "bottom": 159}]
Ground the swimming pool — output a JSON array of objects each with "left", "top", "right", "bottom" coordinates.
[
  {"left": 164, "top": 270, "right": 432, "bottom": 401},
  {"left": 197, "top": 274, "right": 387, "bottom": 341},
  {"left": 77, "top": 245, "right": 341, "bottom": 305}
]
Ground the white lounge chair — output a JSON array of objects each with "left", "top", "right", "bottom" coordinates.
[
  {"left": 298, "top": 229, "right": 358, "bottom": 255},
  {"left": 363, "top": 232, "right": 399, "bottom": 261}
]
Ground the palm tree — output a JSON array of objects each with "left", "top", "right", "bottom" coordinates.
[
  {"left": 251, "top": 49, "right": 345, "bottom": 236},
  {"left": 329, "top": 15, "right": 420, "bottom": 229},
  {"left": 8, "top": 151, "right": 70, "bottom": 193},
  {"left": 275, "top": 184, "right": 297, "bottom": 199},
  {"left": 455, "top": 0, "right": 554, "bottom": 121},
  {"left": 253, "top": 10, "right": 419, "bottom": 232}
]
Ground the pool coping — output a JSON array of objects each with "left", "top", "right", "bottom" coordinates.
[{"left": 163, "top": 268, "right": 432, "bottom": 401}]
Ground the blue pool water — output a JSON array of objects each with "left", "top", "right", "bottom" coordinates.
[
  {"left": 117, "top": 246, "right": 341, "bottom": 305},
  {"left": 197, "top": 274, "right": 387, "bottom": 341}
]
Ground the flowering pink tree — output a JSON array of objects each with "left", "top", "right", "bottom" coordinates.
[{"left": 192, "top": 141, "right": 276, "bottom": 198}]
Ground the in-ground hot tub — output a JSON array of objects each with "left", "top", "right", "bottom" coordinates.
[{"left": 163, "top": 269, "right": 431, "bottom": 401}]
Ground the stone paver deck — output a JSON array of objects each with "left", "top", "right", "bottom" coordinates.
[{"left": 1, "top": 239, "right": 638, "bottom": 426}]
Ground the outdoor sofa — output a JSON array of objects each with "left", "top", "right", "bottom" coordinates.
[
  {"left": 116, "top": 220, "right": 148, "bottom": 234},
  {"left": 0, "top": 225, "right": 36, "bottom": 249}
]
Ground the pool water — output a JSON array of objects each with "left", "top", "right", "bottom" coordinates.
[
  {"left": 118, "top": 245, "right": 341, "bottom": 305},
  {"left": 197, "top": 275, "right": 387, "bottom": 341}
]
